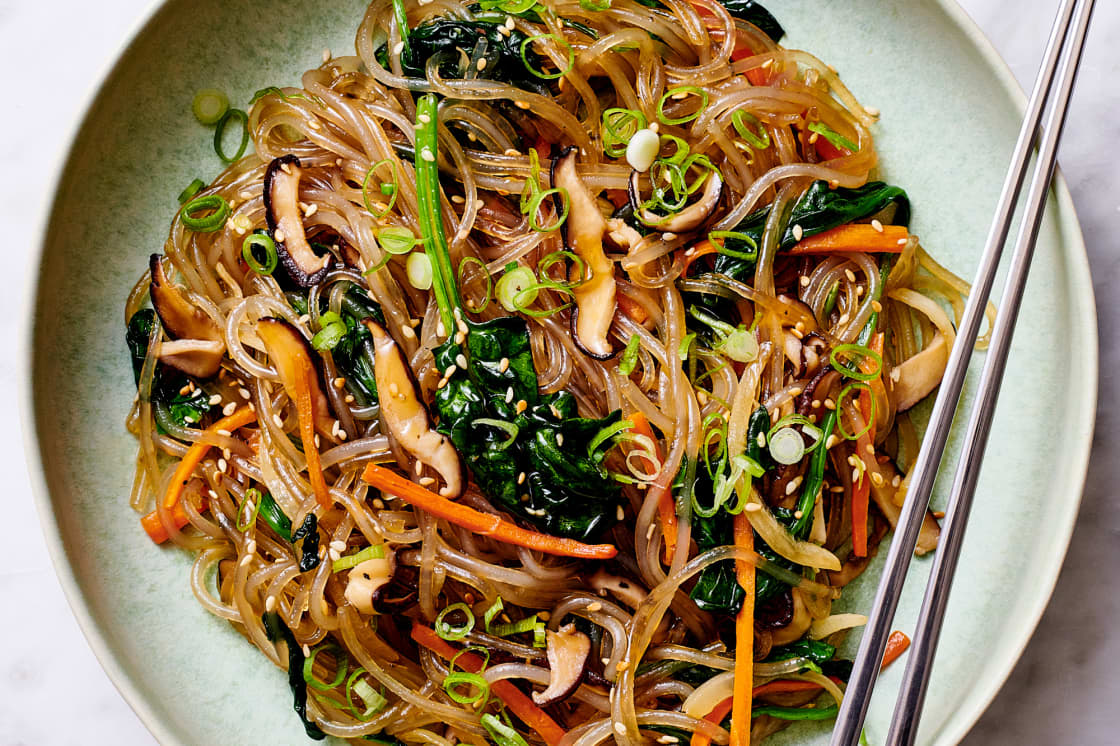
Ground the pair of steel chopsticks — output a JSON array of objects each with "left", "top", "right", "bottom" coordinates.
[{"left": 829, "top": 1, "right": 1097, "bottom": 744}]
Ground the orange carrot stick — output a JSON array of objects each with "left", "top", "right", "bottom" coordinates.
[
  {"left": 141, "top": 497, "right": 208, "bottom": 544},
  {"left": 881, "top": 630, "right": 912, "bottom": 670},
  {"left": 628, "top": 412, "right": 676, "bottom": 564},
  {"left": 411, "top": 623, "right": 567, "bottom": 746},
  {"left": 681, "top": 240, "right": 720, "bottom": 277},
  {"left": 852, "top": 332, "right": 884, "bottom": 558},
  {"left": 729, "top": 511, "right": 755, "bottom": 746},
  {"left": 361, "top": 464, "right": 617, "bottom": 560},
  {"left": 141, "top": 407, "right": 257, "bottom": 544},
  {"left": 617, "top": 292, "right": 651, "bottom": 326},
  {"left": 787, "top": 224, "right": 909, "bottom": 255},
  {"left": 691, "top": 695, "right": 736, "bottom": 746}
]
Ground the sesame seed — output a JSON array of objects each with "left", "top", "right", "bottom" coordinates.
[
  {"left": 314, "top": 434, "right": 320, "bottom": 448},
  {"left": 800, "top": 275, "right": 811, "bottom": 287},
  {"left": 239, "top": 388, "right": 251, "bottom": 400},
  {"left": 786, "top": 476, "right": 803, "bottom": 495},
  {"left": 793, "top": 509, "right": 803, "bottom": 519},
  {"left": 865, "top": 106, "right": 881, "bottom": 117},
  {"left": 217, "top": 429, "right": 231, "bottom": 437},
  {"left": 587, "top": 601, "right": 603, "bottom": 612},
  {"left": 837, "top": 313, "right": 850, "bottom": 325},
  {"left": 845, "top": 269, "right": 857, "bottom": 283},
  {"left": 414, "top": 460, "right": 424, "bottom": 476},
  {"left": 302, "top": 644, "right": 311, "bottom": 657},
  {"left": 338, "top": 430, "right": 347, "bottom": 441},
  {"left": 809, "top": 132, "right": 820, "bottom": 145},
  {"left": 856, "top": 285, "right": 865, "bottom": 297},
  {"left": 418, "top": 476, "right": 435, "bottom": 487},
  {"left": 871, "top": 472, "right": 885, "bottom": 487},
  {"left": 344, "top": 395, "right": 354, "bottom": 403},
  {"left": 550, "top": 405, "right": 562, "bottom": 418},
  {"left": 265, "top": 595, "right": 277, "bottom": 612},
  {"left": 476, "top": 58, "right": 487, "bottom": 71},
  {"left": 421, "top": 147, "right": 435, "bottom": 162},
  {"left": 745, "top": 502, "right": 761, "bottom": 512},
  {"left": 333, "top": 377, "right": 346, "bottom": 389},
  {"left": 322, "top": 48, "right": 332, "bottom": 62},
  {"left": 756, "top": 432, "right": 766, "bottom": 447},
  {"left": 274, "top": 229, "right": 286, "bottom": 243},
  {"left": 824, "top": 398, "right": 836, "bottom": 410},
  {"left": 616, "top": 660, "right": 630, "bottom": 672},
  {"left": 208, "top": 489, "right": 218, "bottom": 499},
  {"left": 892, "top": 475, "right": 901, "bottom": 487},
  {"left": 330, "top": 540, "right": 347, "bottom": 552},
  {"left": 451, "top": 195, "right": 465, "bottom": 204},
  {"left": 418, "top": 113, "right": 431, "bottom": 124},
  {"left": 499, "top": 357, "right": 510, "bottom": 372},
  {"left": 436, "top": 321, "right": 446, "bottom": 337},
  {"left": 890, "top": 367, "right": 902, "bottom": 383},
  {"left": 400, "top": 325, "right": 416, "bottom": 339},
  {"left": 456, "top": 353, "right": 468, "bottom": 369},
  {"left": 389, "top": 383, "right": 400, "bottom": 397},
  {"left": 504, "top": 15, "right": 516, "bottom": 29},
  {"left": 372, "top": 498, "right": 385, "bottom": 509},
  {"left": 646, "top": 523, "right": 657, "bottom": 539},
  {"left": 179, "top": 383, "right": 193, "bottom": 397},
  {"left": 217, "top": 458, "right": 228, "bottom": 473},
  {"left": 871, "top": 219, "right": 884, "bottom": 233},
  {"left": 556, "top": 434, "right": 564, "bottom": 446},
  {"left": 392, "top": 41, "right": 405, "bottom": 56},
  {"left": 515, "top": 399, "right": 528, "bottom": 414},
  {"left": 329, "top": 548, "right": 341, "bottom": 562},
  {"left": 436, "top": 378, "right": 448, "bottom": 390},
  {"left": 517, "top": 472, "right": 526, "bottom": 485},
  {"left": 515, "top": 101, "right": 531, "bottom": 110},
  {"left": 897, "top": 237, "right": 909, "bottom": 246},
  {"left": 445, "top": 364, "right": 457, "bottom": 378},
  {"left": 617, "top": 505, "right": 625, "bottom": 520},
  {"left": 792, "top": 224, "right": 804, "bottom": 241},
  {"left": 506, "top": 387, "right": 514, "bottom": 403},
  {"left": 872, "top": 300, "right": 883, "bottom": 313},
  {"left": 661, "top": 232, "right": 677, "bottom": 241},
  {"left": 852, "top": 468, "right": 861, "bottom": 482}
]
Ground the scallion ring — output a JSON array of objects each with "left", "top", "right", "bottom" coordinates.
[
  {"left": 473, "top": 418, "right": 519, "bottom": 451},
  {"left": 837, "top": 382, "right": 876, "bottom": 441},
  {"left": 450, "top": 644, "right": 491, "bottom": 673},
  {"left": 732, "top": 110, "right": 770, "bottom": 149},
  {"left": 602, "top": 107, "right": 647, "bottom": 157},
  {"left": 519, "top": 34, "right": 574, "bottom": 80},
  {"left": 707, "top": 230, "right": 759, "bottom": 261},
  {"left": 660, "top": 133, "right": 690, "bottom": 164},
  {"left": 483, "top": 596, "right": 504, "bottom": 634},
  {"left": 192, "top": 88, "right": 229, "bottom": 125},
  {"left": 406, "top": 252, "right": 434, "bottom": 290},
  {"left": 345, "top": 669, "right": 388, "bottom": 721},
  {"left": 537, "top": 249, "right": 586, "bottom": 290},
  {"left": 830, "top": 343, "right": 882, "bottom": 381},
  {"left": 458, "top": 255, "right": 493, "bottom": 313},
  {"left": 769, "top": 427, "right": 805, "bottom": 465},
  {"left": 527, "top": 187, "right": 569, "bottom": 232},
  {"left": 362, "top": 159, "right": 400, "bottom": 218},
  {"left": 618, "top": 335, "right": 640, "bottom": 375},
  {"left": 656, "top": 86, "right": 709, "bottom": 126},
  {"left": 496, "top": 265, "right": 538, "bottom": 312},
  {"left": 331, "top": 543, "right": 386, "bottom": 573},
  {"left": 434, "top": 602, "right": 475, "bottom": 641},
  {"left": 444, "top": 671, "right": 491, "bottom": 705},
  {"left": 376, "top": 226, "right": 417, "bottom": 256},
  {"left": 807, "top": 121, "right": 859, "bottom": 152},
  {"left": 767, "top": 413, "right": 824, "bottom": 452},
  {"left": 588, "top": 418, "right": 633, "bottom": 455},
  {"left": 242, "top": 233, "right": 279, "bottom": 275},
  {"left": 235, "top": 487, "right": 263, "bottom": 532},
  {"left": 513, "top": 283, "right": 573, "bottom": 318},
  {"left": 213, "top": 108, "right": 249, "bottom": 164},
  {"left": 303, "top": 643, "right": 349, "bottom": 691},
  {"left": 177, "top": 178, "right": 206, "bottom": 205},
  {"left": 180, "top": 194, "right": 231, "bottom": 232}
]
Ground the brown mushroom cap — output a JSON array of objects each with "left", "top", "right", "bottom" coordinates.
[
  {"left": 255, "top": 317, "right": 337, "bottom": 442},
  {"left": 551, "top": 148, "right": 616, "bottom": 360},
  {"left": 264, "top": 155, "right": 330, "bottom": 287},
  {"left": 362, "top": 318, "right": 464, "bottom": 498},
  {"left": 149, "top": 254, "right": 225, "bottom": 378},
  {"left": 531, "top": 623, "right": 591, "bottom": 706}
]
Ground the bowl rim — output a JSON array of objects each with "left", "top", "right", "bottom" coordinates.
[{"left": 19, "top": 1, "right": 1099, "bottom": 744}]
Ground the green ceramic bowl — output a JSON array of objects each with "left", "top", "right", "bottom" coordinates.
[{"left": 24, "top": 0, "right": 1097, "bottom": 744}]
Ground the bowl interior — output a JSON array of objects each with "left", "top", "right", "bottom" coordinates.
[{"left": 28, "top": 0, "right": 1096, "bottom": 744}]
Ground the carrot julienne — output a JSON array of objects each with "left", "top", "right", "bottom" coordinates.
[
  {"left": 361, "top": 464, "right": 618, "bottom": 560},
  {"left": 411, "top": 623, "right": 566, "bottom": 746},
  {"left": 730, "top": 510, "right": 755, "bottom": 746},
  {"left": 141, "top": 407, "right": 256, "bottom": 544},
  {"left": 788, "top": 224, "right": 909, "bottom": 255},
  {"left": 881, "top": 630, "right": 911, "bottom": 670}
]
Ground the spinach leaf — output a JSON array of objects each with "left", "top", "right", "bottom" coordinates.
[
  {"left": 259, "top": 491, "right": 293, "bottom": 542},
  {"left": 767, "top": 639, "right": 836, "bottom": 666},
  {"left": 288, "top": 284, "right": 382, "bottom": 404},
  {"left": 720, "top": 0, "right": 784, "bottom": 42},
  {"left": 127, "top": 309, "right": 214, "bottom": 428},
  {"left": 713, "top": 180, "right": 911, "bottom": 278},
  {"left": 262, "top": 612, "right": 327, "bottom": 740},
  {"left": 292, "top": 514, "right": 321, "bottom": 572},
  {"left": 380, "top": 20, "right": 550, "bottom": 96},
  {"left": 433, "top": 316, "right": 622, "bottom": 542}
]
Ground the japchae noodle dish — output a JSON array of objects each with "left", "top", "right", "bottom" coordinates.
[{"left": 123, "top": 0, "right": 991, "bottom": 741}]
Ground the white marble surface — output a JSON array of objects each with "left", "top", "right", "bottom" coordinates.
[{"left": 1, "top": 0, "right": 1115, "bottom": 743}]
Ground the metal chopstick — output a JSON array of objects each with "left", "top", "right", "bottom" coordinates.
[
  {"left": 829, "top": 0, "right": 1090, "bottom": 743},
  {"left": 882, "top": 1, "right": 1096, "bottom": 743}
]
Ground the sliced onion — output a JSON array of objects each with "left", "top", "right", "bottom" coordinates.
[
  {"left": 741, "top": 486, "right": 841, "bottom": 571},
  {"left": 681, "top": 670, "right": 735, "bottom": 720},
  {"left": 810, "top": 613, "right": 868, "bottom": 639}
]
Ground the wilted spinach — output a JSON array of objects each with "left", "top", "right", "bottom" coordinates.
[
  {"left": 288, "top": 283, "right": 383, "bottom": 404},
  {"left": 713, "top": 180, "right": 911, "bottom": 280},
  {"left": 126, "top": 309, "right": 214, "bottom": 429},
  {"left": 262, "top": 611, "right": 327, "bottom": 740},
  {"left": 292, "top": 514, "right": 321, "bottom": 572},
  {"left": 379, "top": 20, "right": 550, "bottom": 96}
]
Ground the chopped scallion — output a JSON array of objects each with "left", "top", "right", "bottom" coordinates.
[
  {"left": 768, "top": 427, "right": 806, "bottom": 465},
  {"left": 519, "top": 34, "right": 574, "bottom": 80},
  {"left": 235, "top": 487, "right": 263, "bottom": 532},
  {"left": 830, "top": 343, "right": 882, "bottom": 381},
  {"left": 213, "top": 108, "right": 249, "bottom": 164},
  {"left": 496, "top": 265, "right": 538, "bottom": 312},
  {"left": 443, "top": 671, "right": 490, "bottom": 705},
  {"left": 807, "top": 121, "right": 859, "bottom": 152},
  {"left": 618, "top": 335, "right": 641, "bottom": 375},
  {"left": 192, "top": 88, "right": 229, "bottom": 125},
  {"left": 331, "top": 543, "right": 387, "bottom": 573},
  {"left": 242, "top": 233, "right": 278, "bottom": 275},
  {"left": 656, "top": 86, "right": 709, "bottom": 126},
  {"left": 177, "top": 178, "right": 206, "bottom": 205},
  {"left": 434, "top": 602, "right": 475, "bottom": 641},
  {"left": 473, "top": 418, "right": 519, "bottom": 451},
  {"left": 732, "top": 110, "right": 770, "bottom": 149},
  {"left": 180, "top": 194, "right": 231, "bottom": 232},
  {"left": 406, "top": 252, "right": 434, "bottom": 290},
  {"left": 303, "top": 643, "right": 349, "bottom": 691}
]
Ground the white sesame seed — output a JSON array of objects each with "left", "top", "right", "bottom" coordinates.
[
  {"left": 223, "top": 402, "right": 237, "bottom": 416},
  {"left": 871, "top": 219, "right": 884, "bottom": 233},
  {"left": 401, "top": 325, "right": 416, "bottom": 339},
  {"left": 302, "top": 644, "right": 311, "bottom": 657},
  {"left": 421, "top": 147, "right": 435, "bottom": 162},
  {"left": 392, "top": 41, "right": 405, "bottom": 56},
  {"left": 265, "top": 595, "right": 277, "bottom": 612},
  {"left": 506, "top": 387, "right": 515, "bottom": 403},
  {"left": 445, "top": 364, "right": 457, "bottom": 378},
  {"left": 274, "top": 229, "right": 286, "bottom": 243},
  {"left": 897, "top": 237, "right": 909, "bottom": 246},
  {"left": 239, "top": 388, "right": 251, "bottom": 400},
  {"left": 418, "top": 113, "right": 431, "bottom": 124},
  {"left": 246, "top": 539, "right": 257, "bottom": 554},
  {"left": 745, "top": 502, "right": 762, "bottom": 512},
  {"left": 661, "top": 232, "right": 677, "bottom": 241},
  {"left": 587, "top": 601, "right": 603, "bottom": 612},
  {"left": 800, "top": 275, "right": 811, "bottom": 287},
  {"left": 504, "top": 15, "right": 516, "bottom": 29},
  {"left": 646, "top": 523, "right": 656, "bottom": 539},
  {"left": 617, "top": 505, "right": 625, "bottom": 520},
  {"left": 456, "top": 353, "right": 468, "bottom": 369},
  {"left": 499, "top": 357, "right": 510, "bottom": 372},
  {"left": 845, "top": 268, "right": 857, "bottom": 283},
  {"left": 514, "top": 101, "right": 530, "bottom": 110},
  {"left": 556, "top": 434, "right": 564, "bottom": 446},
  {"left": 217, "top": 458, "right": 228, "bottom": 473},
  {"left": 436, "top": 321, "right": 446, "bottom": 337},
  {"left": 824, "top": 398, "right": 836, "bottom": 410},
  {"left": 793, "top": 224, "right": 804, "bottom": 241},
  {"left": 322, "top": 48, "right": 332, "bottom": 62},
  {"left": 217, "top": 429, "right": 231, "bottom": 437},
  {"left": 414, "top": 460, "right": 424, "bottom": 476},
  {"left": 208, "top": 394, "right": 222, "bottom": 406},
  {"left": 786, "top": 476, "right": 803, "bottom": 495},
  {"left": 892, "top": 475, "right": 901, "bottom": 487},
  {"left": 476, "top": 58, "right": 487, "bottom": 71},
  {"left": 419, "top": 476, "right": 435, "bottom": 486},
  {"left": 517, "top": 472, "right": 526, "bottom": 485},
  {"left": 793, "top": 509, "right": 803, "bottom": 519}
]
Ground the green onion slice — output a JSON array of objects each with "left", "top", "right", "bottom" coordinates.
[
  {"left": 707, "top": 230, "right": 759, "bottom": 261},
  {"left": 376, "top": 226, "right": 417, "bottom": 256},
  {"left": 807, "top": 121, "right": 859, "bottom": 152},
  {"left": 483, "top": 596, "right": 504, "bottom": 634},
  {"left": 458, "top": 255, "right": 493, "bottom": 314},
  {"left": 363, "top": 159, "right": 400, "bottom": 218},
  {"left": 602, "top": 108, "right": 647, "bottom": 158},
  {"left": 311, "top": 318, "right": 348, "bottom": 351},
  {"left": 657, "top": 86, "right": 709, "bottom": 126},
  {"left": 235, "top": 487, "right": 263, "bottom": 532},
  {"left": 242, "top": 233, "right": 279, "bottom": 275},
  {"left": 180, "top": 194, "right": 231, "bottom": 232},
  {"left": 481, "top": 713, "right": 531, "bottom": 746},
  {"left": 526, "top": 187, "right": 569, "bottom": 232},
  {"left": 490, "top": 614, "right": 540, "bottom": 637},
  {"left": 450, "top": 644, "right": 491, "bottom": 673},
  {"left": 303, "top": 643, "right": 349, "bottom": 692},
  {"left": 192, "top": 88, "right": 229, "bottom": 125},
  {"left": 519, "top": 34, "right": 574, "bottom": 80},
  {"left": 473, "top": 418, "right": 519, "bottom": 451},
  {"left": 660, "top": 133, "right": 690, "bottom": 164},
  {"left": 768, "top": 413, "right": 824, "bottom": 452},
  {"left": 214, "top": 108, "right": 249, "bottom": 164},
  {"left": 830, "top": 343, "right": 882, "bottom": 381},
  {"left": 346, "top": 669, "right": 388, "bottom": 721},
  {"left": 406, "top": 252, "right": 434, "bottom": 290},
  {"left": 496, "top": 266, "right": 538, "bottom": 312},
  {"left": 721, "top": 454, "right": 766, "bottom": 514},
  {"left": 618, "top": 335, "right": 641, "bottom": 375},
  {"left": 588, "top": 418, "right": 633, "bottom": 455},
  {"left": 678, "top": 332, "right": 696, "bottom": 361},
  {"left": 537, "top": 249, "right": 586, "bottom": 290},
  {"left": 768, "top": 427, "right": 805, "bottom": 465},
  {"left": 177, "top": 178, "right": 206, "bottom": 205},
  {"left": 434, "top": 602, "right": 475, "bottom": 641},
  {"left": 444, "top": 671, "right": 490, "bottom": 705},
  {"left": 732, "top": 110, "right": 771, "bottom": 149},
  {"left": 331, "top": 543, "right": 386, "bottom": 573},
  {"left": 836, "top": 382, "right": 875, "bottom": 441}
]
